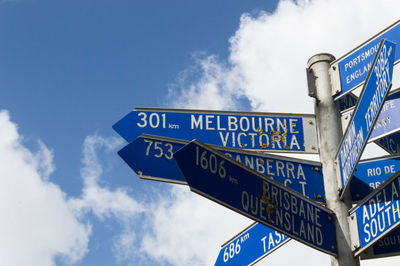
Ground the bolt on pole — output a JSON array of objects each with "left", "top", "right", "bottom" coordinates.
[{"left": 306, "top": 54, "right": 360, "bottom": 266}]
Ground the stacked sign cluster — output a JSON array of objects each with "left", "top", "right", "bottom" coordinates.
[{"left": 114, "top": 20, "right": 400, "bottom": 265}]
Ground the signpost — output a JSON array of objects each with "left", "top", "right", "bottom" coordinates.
[
  {"left": 174, "top": 140, "right": 338, "bottom": 256},
  {"left": 214, "top": 222, "right": 290, "bottom": 265},
  {"left": 348, "top": 170, "right": 400, "bottom": 257},
  {"left": 336, "top": 39, "right": 395, "bottom": 196},
  {"left": 350, "top": 154, "right": 400, "bottom": 201},
  {"left": 112, "top": 18, "right": 400, "bottom": 266},
  {"left": 113, "top": 108, "right": 319, "bottom": 153},
  {"left": 330, "top": 19, "right": 400, "bottom": 99}
]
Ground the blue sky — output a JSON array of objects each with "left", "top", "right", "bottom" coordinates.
[{"left": 2, "top": 0, "right": 400, "bottom": 266}]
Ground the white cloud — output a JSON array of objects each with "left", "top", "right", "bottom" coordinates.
[
  {"left": 69, "top": 135, "right": 144, "bottom": 222},
  {"left": 0, "top": 111, "right": 151, "bottom": 265},
  {"left": 0, "top": 110, "right": 90, "bottom": 266}
]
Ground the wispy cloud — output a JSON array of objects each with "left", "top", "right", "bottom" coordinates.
[
  {"left": 69, "top": 135, "right": 144, "bottom": 222},
  {"left": 167, "top": 53, "right": 247, "bottom": 111},
  {"left": 0, "top": 110, "right": 90, "bottom": 266}
]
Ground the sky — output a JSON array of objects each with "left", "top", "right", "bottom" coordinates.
[{"left": 2, "top": 0, "right": 400, "bottom": 265}]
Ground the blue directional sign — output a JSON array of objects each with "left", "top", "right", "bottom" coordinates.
[
  {"left": 375, "top": 130, "right": 400, "bottom": 154},
  {"left": 360, "top": 227, "right": 400, "bottom": 260},
  {"left": 350, "top": 154, "right": 400, "bottom": 201},
  {"left": 215, "top": 222, "right": 290, "bottom": 265},
  {"left": 331, "top": 19, "right": 400, "bottom": 99},
  {"left": 118, "top": 134, "right": 325, "bottom": 202},
  {"left": 174, "top": 140, "right": 337, "bottom": 256},
  {"left": 113, "top": 108, "right": 319, "bottom": 153},
  {"left": 336, "top": 39, "right": 395, "bottom": 197},
  {"left": 369, "top": 89, "right": 400, "bottom": 141},
  {"left": 348, "top": 170, "right": 400, "bottom": 257}
]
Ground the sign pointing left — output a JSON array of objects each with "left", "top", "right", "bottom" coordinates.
[
  {"left": 214, "top": 222, "right": 290, "bottom": 265},
  {"left": 113, "top": 108, "right": 318, "bottom": 153},
  {"left": 174, "top": 140, "right": 337, "bottom": 256}
]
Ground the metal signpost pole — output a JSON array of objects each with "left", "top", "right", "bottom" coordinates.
[{"left": 307, "top": 54, "right": 359, "bottom": 266}]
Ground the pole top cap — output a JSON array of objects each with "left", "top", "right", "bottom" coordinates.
[{"left": 307, "top": 53, "right": 336, "bottom": 68}]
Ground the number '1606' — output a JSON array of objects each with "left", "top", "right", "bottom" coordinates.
[{"left": 195, "top": 147, "right": 226, "bottom": 179}]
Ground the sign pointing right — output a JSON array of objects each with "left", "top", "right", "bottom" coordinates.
[
  {"left": 331, "top": 19, "right": 400, "bottom": 99},
  {"left": 336, "top": 39, "right": 395, "bottom": 198},
  {"left": 348, "top": 170, "right": 400, "bottom": 257}
]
